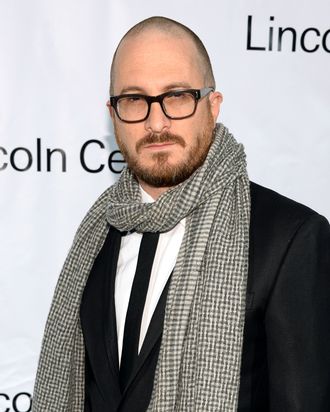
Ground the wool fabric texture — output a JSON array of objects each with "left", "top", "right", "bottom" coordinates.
[{"left": 32, "top": 123, "right": 250, "bottom": 411}]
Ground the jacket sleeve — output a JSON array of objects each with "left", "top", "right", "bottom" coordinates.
[{"left": 264, "top": 213, "right": 330, "bottom": 411}]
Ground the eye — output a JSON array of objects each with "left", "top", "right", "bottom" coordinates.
[
  {"left": 165, "top": 91, "right": 193, "bottom": 105},
  {"left": 170, "top": 91, "right": 186, "bottom": 99},
  {"left": 118, "top": 96, "right": 146, "bottom": 108}
]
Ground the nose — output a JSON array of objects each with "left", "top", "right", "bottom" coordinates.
[{"left": 144, "top": 101, "right": 171, "bottom": 134}]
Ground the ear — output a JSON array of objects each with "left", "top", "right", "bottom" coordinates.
[
  {"left": 106, "top": 100, "right": 115, "bottom": 121},
  {"left": 209, "top": 91, "right": 223, "bottom": 122}
]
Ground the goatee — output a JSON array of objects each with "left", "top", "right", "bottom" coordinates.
[{"left": 114, "top": 115, "right": 215, "bottom": 188}]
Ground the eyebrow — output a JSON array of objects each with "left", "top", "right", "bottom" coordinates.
[
  {"left": 118, "top": 82, "right": 193, "bottom": 95},
  {"left": 162, "top": 82, "right": 192, "bottom": 91},
  {"left": 119, "top": 86, "right": 146, "bottom": 94}
]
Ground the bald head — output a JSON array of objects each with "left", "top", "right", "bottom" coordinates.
[{"left": 109, "top": 16, "right": 215, "bottom": 95}]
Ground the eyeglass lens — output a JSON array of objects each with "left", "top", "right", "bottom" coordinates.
[{"left": 117, "top": 92, "right": 196, "bottom": 122}]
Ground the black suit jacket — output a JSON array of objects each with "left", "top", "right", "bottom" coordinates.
[{"left": 80, "top": 182, "right": 330, "bottom": 411}]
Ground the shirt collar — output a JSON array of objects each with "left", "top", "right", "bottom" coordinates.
[{"left": 140, "top": 185, "right": 155, "bottom": 204}]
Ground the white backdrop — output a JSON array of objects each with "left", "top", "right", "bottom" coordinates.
[{"left": 1, "top": 0, "right": 329, "bottom": 410}]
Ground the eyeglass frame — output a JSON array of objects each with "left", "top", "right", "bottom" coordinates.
[{"left": 109, "top": 87, "right": 214, "bottom": 124}]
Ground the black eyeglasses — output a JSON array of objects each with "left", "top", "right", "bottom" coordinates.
[{"left": 109, "top": 87, "right": 214, "bottom": 123}]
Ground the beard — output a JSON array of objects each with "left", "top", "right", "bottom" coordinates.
[{"left": 114, "top": 112, "right": 215, "bottom": 188}]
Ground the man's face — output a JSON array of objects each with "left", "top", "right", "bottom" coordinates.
[{"left": 109, "top": 30, "right": 222, "bottom": 189}]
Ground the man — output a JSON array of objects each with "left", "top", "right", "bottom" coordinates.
[{"left": 32, "top": 16, "right": 330, "bottom": 412}]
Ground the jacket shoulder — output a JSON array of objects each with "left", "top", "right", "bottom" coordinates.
[
  {"left": 247, "top": 181, "right": 329, "bottom": 306},
  {"left": 250, "top": 181, "right": 318, "bottom": 228}
]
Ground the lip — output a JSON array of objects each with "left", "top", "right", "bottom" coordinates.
[{"left": 144, "top": 142, "right": 176, "bottom": 150}]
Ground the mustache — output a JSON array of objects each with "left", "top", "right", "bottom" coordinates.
[{"left": 136, "top": 132, "right": 186, "bottom": 153}]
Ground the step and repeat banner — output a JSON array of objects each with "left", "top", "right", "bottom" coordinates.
[{"left": 1, "top": 0, "right": 329, "bottom": 410}]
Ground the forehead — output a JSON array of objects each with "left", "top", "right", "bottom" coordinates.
[{"left": 113, "top": 30, "right": 204, "bottom": 94}]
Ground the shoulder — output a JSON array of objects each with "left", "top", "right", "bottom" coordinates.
[
  {"left": 249, "top": 181, "right": 329, "bottom": 244},
  {"left": 249, "top": 180, "right": 330, "bottom": 248},
  {"left": 250, "top": 181, "right": 320, "bottom": 227},
  {"left": 247, "top": 181, "right": 330, "bottom": 306}
]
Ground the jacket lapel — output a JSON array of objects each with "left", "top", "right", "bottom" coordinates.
[
  {"left": 104, "top": 227, "right": 121, "bottom": 378},
  {"left": 80, "top": 225, "right": 122, "bottom": 407},
  {"left": 83, "top": 225, "right": 172, "bottom": 400}
]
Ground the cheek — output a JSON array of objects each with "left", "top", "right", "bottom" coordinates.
[
  {"left": 114, "top": 123, "right": 144, "bottom": 155},
  {"left": 113, "top": 122, "right": 134, "bottom": 150}
]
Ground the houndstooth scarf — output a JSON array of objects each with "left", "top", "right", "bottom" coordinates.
[{"left": 32, "top": 123, "right": 250, "bottom": 412}]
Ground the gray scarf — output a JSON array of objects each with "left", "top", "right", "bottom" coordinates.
[{"left": 32, "top": 123, "right": 250, "bottom": 412}]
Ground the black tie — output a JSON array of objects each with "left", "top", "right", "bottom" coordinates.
[{"left": 119, "top": 231, "right": 160, "bottom": 392}]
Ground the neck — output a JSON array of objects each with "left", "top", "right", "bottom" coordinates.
[{"left": 139, "top": 180, "right": 172, "bottom": 200}]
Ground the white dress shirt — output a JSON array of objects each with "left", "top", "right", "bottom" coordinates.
[{"left": 115, "top": 187, "right": 185, "bottom": 364}]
